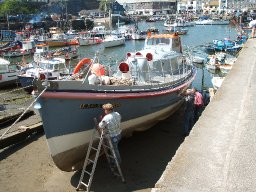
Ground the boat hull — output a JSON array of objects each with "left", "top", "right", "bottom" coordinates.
[
  {"left": 17, "top": 75, "right": 34, "bottom": 93},
  {"left": 45, "top": 41, "right": 68, "bottom": 47},
  {"left": 78, "top": 38, "right": 102, "bottom": 46},
  {"left": 103, "top": 39, "right": 125, "bottom": 48},
  {"left": 0, "top": 72, "right": 19, "bottom": 88},
  {"left": 37, "top": 78, "right": 193, "bottom": 171}
]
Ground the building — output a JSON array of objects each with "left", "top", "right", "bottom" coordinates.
[
  {"left": 121, "top": 0, "right": 177, "bottom": 15},
  {"left": 177, "top": 0, "right": 204, "bottom": 13},
  {"left": 176, "top": 0, "right": 256, "bottom": 14}
]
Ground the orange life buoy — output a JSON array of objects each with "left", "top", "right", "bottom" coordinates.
[{"left": 73, "top": 58, "right": 92, "bottom": 74}]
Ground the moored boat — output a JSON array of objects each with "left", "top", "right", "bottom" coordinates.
[
  {"left": 103, "top": 31, "right": 125, "bottom": 48},
  {"left": 211, "top": 76, "right": 225, "bottom": 90},
  {"left": 77, "top": 32, "right": 103, "bottom": 46},
  {"left": 33, "top": 33, "right": 196, "bottom": 172},
  {"left": 0, "top": 57, "right": 20, "bottom": 88},
  {"left": 18, "top": 57, "right": 68, "bottom": 93}
]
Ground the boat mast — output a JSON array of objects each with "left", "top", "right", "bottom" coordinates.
[{"left": 109, "top": 9, "right": 112, "bottom": 31}]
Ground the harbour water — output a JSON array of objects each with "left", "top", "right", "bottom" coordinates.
[{"left": 2, "top": 21, "right": 238, "bottom": 93}]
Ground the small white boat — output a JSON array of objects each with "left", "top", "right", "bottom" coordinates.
[
  {"left": 219, "top": 57, "right": 237, "bottom": 74},
  {"left": 0, "top": 57, "right": 20, "bottom": 88},
  {"left": 195, "top": 19, "right": 229, "bottom": 25},
  {"left": 211, "top": 76, "right": 225, "bottom": 90},
  {"left": 219, "top": 64, "right": 232, "bottom": 74},
  {"left": 103, "top": 31, "right": 125, "bottom": 48},
  {"left": 192, "top": 55, "right": 205, "bottom": 64},
  {"left": 205, "top": 56, "right": 220, "bottom": 71},
  {"left": 164, "top": 19, "right": 195, "bottom": 27}
]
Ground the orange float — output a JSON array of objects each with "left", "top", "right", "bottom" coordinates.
[
  {"left": 73, "top": 58, "right": 92, "bottom": 74},
  {"left": 91, "top": 63, "right": 105, "bottom": 76}
]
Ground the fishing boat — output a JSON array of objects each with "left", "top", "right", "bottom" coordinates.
[
  {"left": 77, "top": 32, "right": 103, "bottom": 46},
  {"left": 33, "top": 33, "right": 196, "bottom": 171},
  {"left": 103, "top": 31, "right": 125, "bottom": 48},
  {"left": 164, "top": 19, "right": 195, "bottom": 27},
  {"left": 205, "top": 39, "right": 242, "bottom": 54},
  {"left": 45, "top": 33, "right": 68, "bottom": 47},
  {"left": 165, "top": 27, "right": 188, "bottom": 35},
  {"left": 18, "top": 57, "right": 68, "bottom": 93},
  {"left": 0, "top": 57, "right": 20, "bottom": 88}
]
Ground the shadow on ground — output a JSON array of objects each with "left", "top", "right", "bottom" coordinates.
[{"left": 70, "top": 107, "right": 186, "bottom": 192}]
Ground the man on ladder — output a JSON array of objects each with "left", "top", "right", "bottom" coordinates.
[
  {"left": 76, "top": 103, "right": 124, "bottom": 191},
  {"left": 99, "top": 103, "right": 122, "bottom": 166}
]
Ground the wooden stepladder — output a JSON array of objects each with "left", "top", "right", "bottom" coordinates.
[{"left": 76, "top": 118, "right": 125, "bottom": 191}]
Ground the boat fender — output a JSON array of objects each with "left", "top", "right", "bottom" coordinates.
[
  {"left": 88, "top": 73, "right": 100, "bottom": 85},
  {"left": 91, "top": 63, "right": 105, "bottom": 76},
  {"left": 119, "top": 62, "right": 129, "bottom": 73},
  {"left": 135, "top": 52, "right": 142, "bottom": 57},
  {"left": 101, "top": 76, "right": 111, "bottom": 85},
  {"left": 73, "top": 58, "right": 91, "bottom": 74},
  {"left": 39, "top": 73, "right": 46, "bottom": 80},
  {"left": 146, "top": 53, "right": 153, "bottom": 61}
]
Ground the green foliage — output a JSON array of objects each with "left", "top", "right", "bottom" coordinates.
[
  {"left": 0, "top": 0, "right": 38, "bottom": 16},
  {"left": 99, "top": 0, "right": 115, "bottom": 12}
]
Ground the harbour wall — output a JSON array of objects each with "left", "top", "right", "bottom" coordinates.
[{"left": 152, "top": 39, "right": 256, "bottom": 191}]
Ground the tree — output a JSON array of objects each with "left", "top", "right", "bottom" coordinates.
[
  {"left": 99, "top": 0, "right": 115, "bottom": 12},
  {"left": 0, "top": 0, "right": 38, "bottom": 16}
]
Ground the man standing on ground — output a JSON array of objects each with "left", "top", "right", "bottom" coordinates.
[
  {"left": 193, "top": 88, "right": 204, "bottom": 122},
  {"left": 99, "top": 103, "right": 122, "bottom": 164},
  {"left": 183, "top": 89, "right": 195, "bottom": 136}
]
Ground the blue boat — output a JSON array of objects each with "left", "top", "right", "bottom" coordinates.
[
  {"left": 205, "top": 36, "right": 245, "bottom": 54},
  {"left": 34, "top": 33, "right": 196, "bottom": 171}
]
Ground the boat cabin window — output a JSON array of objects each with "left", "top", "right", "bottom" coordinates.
[
  {"left": 147, "top": 38, "right": 170, "bottom": 46},
  {"left": 171, "top": 38, "right": 180, "bottom": 52},
  {"left": 0, "top": 65, "right": 8, "bottom": 73},
  {"left": 58, "top": 63, "right": 66, "bottom": 70},
  {"left": 39, "top": 63, "right": 54, "bottom": 70},
  {"left": 8, "top": 65, "right": 18, "bottom": 71}
]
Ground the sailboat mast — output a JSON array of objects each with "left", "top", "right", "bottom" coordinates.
[{"left": 109, "top": 8, "right": 112, "bottom": 30}]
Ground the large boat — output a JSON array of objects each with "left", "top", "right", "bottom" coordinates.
[{"left": 34, "top": 33, "right": 196, "bottom": 172}]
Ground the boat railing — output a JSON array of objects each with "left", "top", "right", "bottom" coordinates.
[{"left": 95, "top": 63, "right": 194, "bottom": 91}]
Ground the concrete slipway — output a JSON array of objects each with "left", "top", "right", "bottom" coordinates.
[{"left": 152, "top": 39, "right": 256, "bottom": 192}]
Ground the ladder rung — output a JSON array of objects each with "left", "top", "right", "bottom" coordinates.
[
  {"left": 91, "top": 147, "right": 98, "bottom": 151},
  {"left": 88, "top": 159, "right": 95, "bottom": 164},
  {"left": 81, "top": 182, "right": 88, "bottom": 187},
  {"left": 85, "top": 171, "right": 92, "bottom": 176},
  {"left": 103, "top": 144, "right": 111, "bottom": 149}
]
